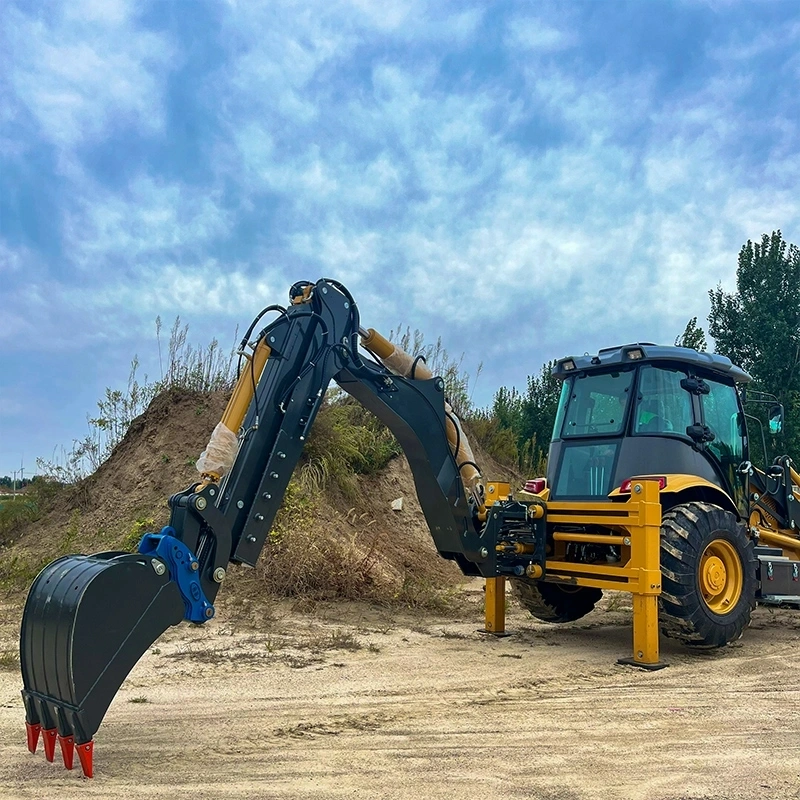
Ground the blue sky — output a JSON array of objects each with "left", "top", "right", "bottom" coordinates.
[{"left": 1, "top": 0, "right": 799, "bottom": 475}]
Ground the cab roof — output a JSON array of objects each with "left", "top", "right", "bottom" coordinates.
[{"left": 553, "top": 343, "right": 752, "bottom": 384}]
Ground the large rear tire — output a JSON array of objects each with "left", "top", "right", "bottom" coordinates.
[
  {"left": 511, "top": 580, "right": 602, "bottom": 623},
  {"left": 659, "top": 501, "right": 757, "bottom": 648}
]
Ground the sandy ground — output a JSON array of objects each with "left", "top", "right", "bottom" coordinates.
[{"left": 1, "top": 588, "right": 800, "bottom": 800}]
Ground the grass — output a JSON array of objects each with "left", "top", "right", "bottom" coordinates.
[
  {"left": 128, "top": 696, "right": 149, "bottom": 704},
  {"left": 0, "top": 650, "right": 19, "bottom": 671}
]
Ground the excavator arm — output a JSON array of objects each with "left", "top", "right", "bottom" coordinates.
[{"left": 19, "top": 278, "right": 546, "bottom": 776}]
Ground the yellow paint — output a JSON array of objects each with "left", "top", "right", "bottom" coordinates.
[
  {"left": 221, "top": 339, "right": 272, "bottom": 434},
  {"left": 485, "top": 482, "right": 511, "bottom": 503},
  {"left": 359, "top": 327, "right": 394, "bottom": 360},
  {"left": 484, "top": 577, "right": 506, "bottom": 633},
  {"left": 544, "top": 480, "right": 663, "bottom": 665}
]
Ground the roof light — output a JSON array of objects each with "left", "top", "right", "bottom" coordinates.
[
  {"left": 626, "top": 348, "right": 644, "bottom": 360},
  {"left": 561, "top": 359, "right": 576, "bottom": 371},
  {"left": 619, "top": 476, "right": 667, "bottom": 493},
  {"left": 524, "top": 478, "right": 547, "bottom": 494}
]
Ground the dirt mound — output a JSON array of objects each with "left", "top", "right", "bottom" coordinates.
[{"left": 2, "top": 387, "right": 510, "bottom": 614}]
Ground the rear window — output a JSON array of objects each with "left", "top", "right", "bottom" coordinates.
[{"left": 560, "top": 371, "right": 634, "bottom": 437}]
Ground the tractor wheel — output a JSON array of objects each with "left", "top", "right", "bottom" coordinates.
[
  {"left": 511, "top": 579, "right": 602, "bottom": 623},
  {"left": 659, "top": 501, "right": 757, "bottom": 648}
]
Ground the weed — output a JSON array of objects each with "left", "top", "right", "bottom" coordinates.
[
  {"left": 0, "top": 496, "right": 40, "bottom": 543},
  {"left": 59, "top": 509, "right": 81, "bottom": 553},
  {"left": 0, "top": 554, "right": 48, "bottom": 593},
  {"left": 119, "top": 515, "right": 155, "bottom": 551},
  {"left": 37, "top": 317, "right": 237, "bottom": 483},
  {"left": 128, "top": 696, "right": 149, "bottom": 704},
  {"left": 298, "top": 630, "right": 362, "bottom": 653},
  {"left": 0, "top": 650, "right": 19, "bottom": 671}
]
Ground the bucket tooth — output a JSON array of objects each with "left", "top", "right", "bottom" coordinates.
[
  {"left": 25, "top": 722, "right": 41, "bottom": 754},
  {"left": 42, "top": 728, "right": 57, "bottom": 762},
  {"left": 59, "top": 734, "right": 75, "bottom": 769},
  {"left": 76, "top": 740, "right": 94, "bottom": 778}
]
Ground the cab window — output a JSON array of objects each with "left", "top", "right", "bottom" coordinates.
[
  {"left": 561, "top": 370, "right": 633, "bottom": 437},
  {"left": 633, "top": 366, "right": 693, "bottom": 436},
  {"left": 701, "top": 379, "right": 744, "bottom": 464}
]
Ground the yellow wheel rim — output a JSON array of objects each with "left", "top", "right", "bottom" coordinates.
[{"left": 699, "top": 539, "right": 742, "bottom": 614}]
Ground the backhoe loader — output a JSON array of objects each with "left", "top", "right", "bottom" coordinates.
[{"left": 19, "top": 278, "right": 800, "bottom": 777}]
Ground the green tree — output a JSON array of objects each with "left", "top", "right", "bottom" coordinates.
[
  {"left": 490, "top": 360, "right": 561, "bottom": 474},
  {"left": 708, "top": 230, "right": 800, "bottom": 458},
  {"left": 675, "top": 317, "right": 707, "bottom": 351}
]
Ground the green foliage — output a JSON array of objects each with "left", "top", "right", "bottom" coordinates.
[
  {"left": 60, "top": 509, "right": 81, "bottom": 552},
  {"left": 0, "top": 554, "right": 48, "bottom": 592},
  {"left": 485, "top": 360, "right": 561, "bottom": 474},
  {"left": 675, "top": 317, "right": 708, "bottom": 351},
  {"left": 708, "top": 231, "right": 800, "bottom": 459},
  {"left": 0, "top": 496, "right": 40, "bottom": 542},
  {"left": 119, "top": 515, "right": 156, "bottom": 551},
  {"left": 298, "top": 396, "right": 402, "bottom": 498}
]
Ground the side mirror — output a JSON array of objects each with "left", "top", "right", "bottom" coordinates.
[{"left": 769, "top": 404, "right": 784, "bottom": 435}]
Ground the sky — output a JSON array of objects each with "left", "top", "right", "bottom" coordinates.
[{"left": 1, "top": 0, "right": 799, "bottom": 476}]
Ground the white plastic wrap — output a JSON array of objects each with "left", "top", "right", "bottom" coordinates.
[{"left": 196, "top": 422, "right": 239, "bottom": 478}]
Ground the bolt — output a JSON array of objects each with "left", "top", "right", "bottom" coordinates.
[
  {"left": 637, "top": 650, "right": 643, "bottom": 659},
  {"left": 205, "top": 607, "right": 215, "bottom": 619},
  {"left": 195, "top": 496, "right": 207, "bottom": 510},
  {"left": 278, "top": 451, "right": 286, "bottom": 459},
  {"left": 270, "top": 471, "right": 279, "bottom": 479},
  {"left": 262, "top": 492, "right": 272, "bottom": 500},
  {"left": 633, "top": 484, "right": 642, "bottom": 494},
  {"left": 753, "top": 493, "right": 760, "bottom": 501},
  {"left": 344, "top": 301, "right": 349, "bottom": 308},
  {"left": 247, "top": 535, "right": 257, "bottom": 543},
  {"left": 190, "top": 561, "right": 199, "bottom": 571},
  {"left": 322, "top": 287, "right": 328, "bottom": 294},
  {"left": 151, "top": 559, "right": 166, "bottom": 576},
  {"left": 269, "top": 336, "right": 276, "bottom": 343},
  {"left": 213, "top": 567, "right": 226, "bottom": 583},
  {"left": 255, "top": 513, "right": 264, "bottom": 521},
  {"left": 237, "top": 500, "right": 245, "bottom": 509},
  {"left": 623, "top": 537, "right": 631, "bottom": 546},
  {"left": 480, "top": 547, "right": 489, "bottom": 558},
  {"left": 209, "top": 488, "right": 216, "bottom": 496}
]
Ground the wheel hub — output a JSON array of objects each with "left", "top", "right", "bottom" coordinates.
[
  {"left": 701, "top": 556, "right": 726, "bottom": 595},
  {"left": 699, "top": 539, "right": 743, "bottom": 614}
]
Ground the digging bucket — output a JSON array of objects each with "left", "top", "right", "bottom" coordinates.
[{"left": 20, "top": 551, "right": 184, "bottom": 775}]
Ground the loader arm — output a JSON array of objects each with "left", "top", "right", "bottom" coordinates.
[{"left": 20, "top": 278, "right": 546, "bottom": 776}]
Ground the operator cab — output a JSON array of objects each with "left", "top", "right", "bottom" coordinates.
[{"left": 547, "top": 344, "right": 751, "bottom": 512}]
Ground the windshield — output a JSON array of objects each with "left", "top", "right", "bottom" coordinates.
[{"left": 558, "top": 370, "right": 634, "bottom": 438}]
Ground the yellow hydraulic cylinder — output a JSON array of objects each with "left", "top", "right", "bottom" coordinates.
[{"left": 222, "top": 339, "right": 272, "bottom": 433}]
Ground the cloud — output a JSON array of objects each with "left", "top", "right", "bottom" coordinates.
[
  {"left": 506, "top": 15, "right": 577, "bottom": 52},
  {"left": 2, "top": 0, "right": 800, "bottom": 462},
  {"left": 5, "top": 0, "right": 175, "bottom": 153}
]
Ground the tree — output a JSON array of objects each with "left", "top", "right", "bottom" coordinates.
[
  {"left": 490, "top": 360, "right": 561, "bottom": 474},
  {"left": 675, "top": 317, "right": 707, "bottom": 351},
  {"left": 708, "top": 230, "right": 800, "bottom": 458}
]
